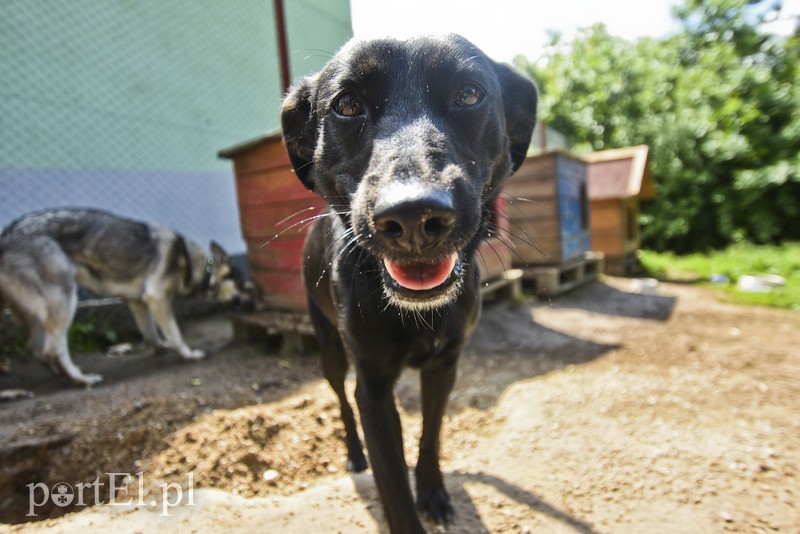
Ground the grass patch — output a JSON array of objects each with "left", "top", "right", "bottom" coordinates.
[
  {"left": 639, "top": 242, "right": 800, "bottom": 311},
  {"left": 69, "top": 319, "right": 119, "bottom": 353}
]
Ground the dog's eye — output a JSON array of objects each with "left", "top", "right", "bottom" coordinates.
[
  {"left": 333, "top": 92, "right": 364, "bottom": 117},
  {"left": 453, "top": 83, "right": 484, "bottom": 107}
]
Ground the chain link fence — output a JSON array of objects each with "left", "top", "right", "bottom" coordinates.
[{"left": 0, "top": 0, "right": 351, "bottom": 352}]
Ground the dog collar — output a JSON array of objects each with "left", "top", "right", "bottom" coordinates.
[{"left": 202, "top": 256, "right": 215, "bottom": 290}]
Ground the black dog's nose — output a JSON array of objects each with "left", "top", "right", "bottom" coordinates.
[{"left": 373, "top": 189, "right": 456, "bottom": 253}]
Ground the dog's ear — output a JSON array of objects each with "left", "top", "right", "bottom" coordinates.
[
  {"left": 210, "top": 240, "right": 230, "bottom": 264},
  {"left": 281, "top": 76, "right": 318, "bottom": 191},
  {"left": 493, "top": 62, "right": 538, "bottom": 173}
]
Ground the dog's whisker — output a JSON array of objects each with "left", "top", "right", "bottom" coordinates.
[
  {"left": 293, "top": 159, "right": 315, "bottom": 173},
  {"left": 479, "top": 236, "right": 512, "bottom": 279},
  {"left": 418, "top": 310, "right": 431, "bottom": 330},
  {"left": 274, "top": 206, "right": 340, "bottom": 230},
  {"left": 483, "top": 208, "right": 549, "bottom": 261},
  {"left": 500, "top": 191, "right": 542, "bottom": 206},
  {"left": 314, "top": 228, "right": 351, "bottom": 275},
  {"left": 489, "top": 230, "right": 520, "bottom": 256},
  {"left": 352, "top": 247, "right": 376, "bottom": 322},
  {"left": 299, "top": 48, "right": 335, "bottom": 61},
  {"left": 497, "top": 228, "right": 550, "bottom": 265},
  {"left": 315, "top": 231, "right": 361, "bottom": 288},
  {"left": 319, "top": 222, "right": 354, "bottom": 250},
  {"left": 259, "top": 211, "right": 337, "bottom": 248},
  {"left": 479, "top": 207, "right": 552, "bottom": 268},
  {"left": 483, "top": 220, "right": 518, "bottom": 251}
]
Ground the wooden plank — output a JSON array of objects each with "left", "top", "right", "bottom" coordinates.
[
  {"left": 504, "top": 178, "right": 557, "bottom": 199},
  {"left": 509, "top": 234, "right": 561, "bottom": 257},
  {"left": 510, "top": 237, "right": 561, "bottom": 266},
  {"left": 512, "top": 153, "right": 558, "bottom": 177},
  {"left": 590, "top": 199, "right": 620, "bottom": 222},
  {"left": 235, "top": 167, "right": 318, "bottom": 206},
  {"left": 591, "top": 232, "right": 625, "bottom": 256},
  {"left": 521, "top": 252, "right": 603, "bottom": 297},
  {"left": 234, "top": 309, "right": 314, "bottom": 336},
  {"left": 248, "top": 237, "right": 307, "bottom": 271},
  {"left": 240, "top": 201, "right": 325, "bottom": 240},
  {"left": 503, "top": 197, "right": 559, "bottom": 221},
  {"left": 250, "top": 269, "right": 308, "bottom": 310},
  {"left": 591, "top": 213, "right": 623, "bottom": 232},
  {"left": 509, "top": 219, "right": 562, "bottom": 244},
  {"left": 505, "top": 155, "right": 559, "bottom": 198},
  {"left": 232, "top": 139, "right": 292, "bottom": 174},
  {"left": 481, "top": 268, "right": 524, "bottom": 301}
]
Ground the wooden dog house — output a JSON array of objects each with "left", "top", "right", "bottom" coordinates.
[
  {"left": 219, "top": 132, "right": 324, "bottom": 311},
  {"left": 504, "top": 151, "right": 592, "bottom": 266},
  {"left": 219, "top": 133, "right": 515, "bottom": 313},
  {"left": 502, "top": 151, "right": 602, "bottom": 296},
  {"left": 585, "top": 145, "right": 655, "bottom": 275}
]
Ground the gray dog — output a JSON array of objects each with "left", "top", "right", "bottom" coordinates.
[
  {"left": 281, "top": 34, "right": 537, "bottom": 532},
  {"left": 0, "top": 208, "right": 248, "bottom": 385}
]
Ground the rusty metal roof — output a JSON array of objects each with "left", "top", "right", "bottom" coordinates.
[{"left": 585, "top": 145, "right": 655, "bottom": 200}]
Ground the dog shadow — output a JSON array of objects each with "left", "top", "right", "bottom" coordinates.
[
  {"left": 541, "top": 279, "right": 677, "bottom": 321},
  {"left": 352, "top": 469, "right": 598, "bottom": 533},
  {"left": 394, "top": 297, "right": 620, "bottom": 415},
  {"left": 395, "top": 278, "right": 676, "bottom": 415}
]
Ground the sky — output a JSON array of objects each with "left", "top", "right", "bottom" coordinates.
[{"left": 350, "top": 0, "right": 800, "bottom": 63}]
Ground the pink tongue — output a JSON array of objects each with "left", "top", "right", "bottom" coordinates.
[{"left": 384, "top": 254, "right": 458, "bottom": 291}]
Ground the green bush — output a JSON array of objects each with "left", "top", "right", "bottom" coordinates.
[{"left": 520, "top": 0, "right": 800, "bottom": 253}]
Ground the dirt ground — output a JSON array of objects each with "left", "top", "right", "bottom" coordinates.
[{"left": 0, "top": 276, "right": 798, "bottom": 533}]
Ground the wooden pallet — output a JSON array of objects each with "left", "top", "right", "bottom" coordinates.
[
  {"left": 521, "top": 252, "right": 604, "bottom": 297},
  {"left": 480, "top": 268, "right": 524, "bottom": 302},
  {"left": 232, "top": 309, "right": 317, "bottom": 354}
]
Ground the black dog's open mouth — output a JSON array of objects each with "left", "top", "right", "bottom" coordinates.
[
  {"left": 384, "top": 253, "right": 458, "bottom": 291},
  {"left": 381, "top": 253, "right": 464, "bottom": 307}
]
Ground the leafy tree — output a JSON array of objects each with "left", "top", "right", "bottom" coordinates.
[{"left": 519, "top": 0, "right": 800, "bottom": 252}]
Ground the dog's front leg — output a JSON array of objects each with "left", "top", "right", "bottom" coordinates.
[
  {"left": 128, "top": 301, "right": 164, "bottom": 347},
  {"left": 355, "top": 373, "right": 426, "bottom": 534},
  {"left": 143, "top": 295, "right": 204, "bottom": 359},
  {"left": 416, "top": 358, "right": 458, "bottom": 524}
]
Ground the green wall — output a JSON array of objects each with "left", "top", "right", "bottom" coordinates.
[
  {"left": 0, "top": 0, "right": 352, "bottom": 252},
  {"left": 1, "top": 0, "right": 351, "bottom": 172},
  {"left": 286, "top": 0, "right": 352, "bottom": 80}
]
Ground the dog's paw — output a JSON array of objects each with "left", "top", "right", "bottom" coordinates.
[
  {"left": 75, "top": 373, "right": 103, "bottom": 387},
  {"left": 181, "top": 348, "right": 206, "bottom": 360},
  {"left": 416, "top": 486, "right": 454, "bottom": 525},
  {"left": 346, "top": 453, "right": 368, "bottom": 473}
]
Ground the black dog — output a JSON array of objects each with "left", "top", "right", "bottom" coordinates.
[{"left": 281, "top": 34, "right": 537, "bottom": 532}]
